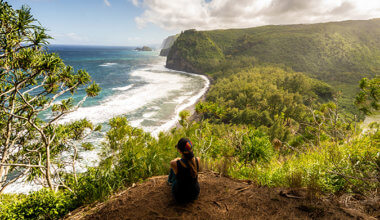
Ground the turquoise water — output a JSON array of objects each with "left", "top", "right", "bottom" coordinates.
[{"left": 47, "top": 45, "right": 163, "bottom": 109}]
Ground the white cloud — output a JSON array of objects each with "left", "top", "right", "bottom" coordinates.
[
  {"left": 130, "top": 0, "right": 139, "bottom": 6},
  {"left": 134, "top": 0, "right": 380, "bottom": 30},
  {"left": 104, "top": 0, "right": 111, "bottom": 7}
]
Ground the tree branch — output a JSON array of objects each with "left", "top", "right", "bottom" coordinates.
[
  {"left": 0, "top": 168, "right": 30, "bottom": 194},
  {"left": 0, "top": 163, "right": 45, "bottom": 168}
]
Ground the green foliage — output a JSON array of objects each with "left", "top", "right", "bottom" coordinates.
[
  {"left": 86, "top": 82, "right": 102, "bottom": 97},
  {"left": 167, "top": 29, "right": 225, "bottom": 73},
  {"left": 0, "top": 194, "right": 25, "bottom": 219},
  {"left": 0, "top": 189, "right": 74, "bottom": 220},
  {"left": 72, "top": 167, "right": 119, "bottom": 204},
  {"left": 179, "top": 110, "right": 190, "bottom": 127},
  {"left": 81, "top": 142, "right": 94, "bottom": 151},
  {"left": 329, "top": 81, "right": 362, "bottom": 117},
  {"left": 355, "top": 76, "right": 380, "bottom": 115},
  {"left": 170, "top": 20, "right": 380, "bottom": 82},
  {"left": 238, "top": 130, "right": 274, "bottom": 163},
  {"left": 196, "top": 66, "right": 333, "bottom": 142},
  {"left": 70, "top": 116, "right": 174, "bottom": 204},
  {"left": 304, "top": 101, "right": 357, "bottom": 146},
  {"left": 229, "top": 127, "right": 379, "bottom": 193}
]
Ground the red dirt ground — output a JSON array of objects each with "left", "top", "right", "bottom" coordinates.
[{"left": 65, "top": 171, "right": 379, "bottom": 219}]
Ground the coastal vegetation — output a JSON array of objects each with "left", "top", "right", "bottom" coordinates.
[
  {"left": 196, "top": 66, "right": 333, "bottom": 142},
  {"left": 167, "top": 20, "right": 380, "bottom": 114},
  {"left": 0, "top": 1, "right": 379, "bottom": 219}
]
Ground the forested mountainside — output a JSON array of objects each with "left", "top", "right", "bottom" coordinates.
[
  {"left": 167, "top": 18, "right": 380, "bottom": 113},
  {"left": 168, "top": 19, "right": 380, "bottom": 82}
]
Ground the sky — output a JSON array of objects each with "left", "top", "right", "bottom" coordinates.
[{"left": 9, "top": 0, "right": 380, "bottom": 46}]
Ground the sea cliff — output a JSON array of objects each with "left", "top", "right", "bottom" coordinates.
[
  {"left": 166, "top": 29, "right": 224, "bottom": 74},
  {"left": 159, "top": 35, "right": 178, "bottom": 56}
]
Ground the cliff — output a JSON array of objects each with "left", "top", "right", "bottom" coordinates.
[{"left": 166, "top": 29, "right": 225, "bottom": 74}]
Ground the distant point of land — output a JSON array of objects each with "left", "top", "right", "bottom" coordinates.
[{"left": 135, "top": 46, "right": 153, "bottom": 51}]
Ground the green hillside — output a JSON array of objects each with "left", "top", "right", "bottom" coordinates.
[
  {"left": 167, "top": 29, "right": 225, "bottom": 74},
  {"left": 168, "top": 19, "right": 380, "bottom": 82},
  {"left": 196, "top": 66, "right": 334, "bottom": 142},
  {"left": 167, "top": 19, "right": 380, "bottom": 113}
]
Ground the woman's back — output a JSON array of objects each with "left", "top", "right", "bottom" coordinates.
[{"left": 172, "top": 158, "right": 200, "bottom": 203}]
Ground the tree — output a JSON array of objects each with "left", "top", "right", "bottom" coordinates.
[
  {"left": 0, "top": 1, "right": 100, "bottom": 192},
  {"left": 305, "top": 99, "right": 356, "bottom": 147},
  {"left": 179, "top": 110, "right": 190, "bottom": 128},
  {"left": 355, "top": 76, "right": 379, "bottom": 115}
]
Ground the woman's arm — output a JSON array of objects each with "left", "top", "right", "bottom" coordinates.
[
  {"left": 196, "top": 157, "right": 201, "bottom": 172},
  {"left": 170, "top": 158, "right": 180, "bottom": 174}
]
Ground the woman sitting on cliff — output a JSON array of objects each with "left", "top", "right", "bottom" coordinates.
[{"left": 168, "top": 138, "right": 200, "bottom": 203}]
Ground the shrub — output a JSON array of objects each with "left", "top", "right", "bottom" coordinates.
[
  {"left": 0, "top": 189, "right": 74, "bottom": 220},
  {"left": 238, "top": 130, "right": 274, "bottom": 163}
]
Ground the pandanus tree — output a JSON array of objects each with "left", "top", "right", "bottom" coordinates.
[{"left": 0, "top": 1, "right": 101, "bottom": 193}]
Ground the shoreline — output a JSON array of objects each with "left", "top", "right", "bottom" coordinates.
[
  {"left": 174, "top": 70, "right": 211, "bottom": 123},
  {"left": 150, "top": 60, "right": 211, "bottom": 137},
  {"left": 173, "top": 69, "right": 212, "bottom": 128},
  {"left": 181, "top": 76, "right": 210, "bottom": 123}
]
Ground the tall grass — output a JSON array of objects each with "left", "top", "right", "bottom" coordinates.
[{"left": 228, "top": 127, "right": 379, "bottom": 193}]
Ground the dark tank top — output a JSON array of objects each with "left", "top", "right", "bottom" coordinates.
[{"left": 172, "top": 158, "right": 200, "bottom": 203}]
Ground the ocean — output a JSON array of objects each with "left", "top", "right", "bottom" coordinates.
[
  {"left": 4, "top": 45, "right": 209, "bottom": 193},
  {"left": 47, "top": 45, "right": 208, "bottom": 132}
]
